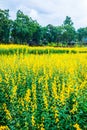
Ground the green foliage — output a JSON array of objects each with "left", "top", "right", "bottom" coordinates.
[
  {"left": 0, "top": 45, "right": 87, "bottom": 55},
  {"left": 77, "top": 27, "right": 87, "bottom": 45},
  {"left": 0, "top": 9, "right": 12, "bottom": 43},
  {"left": 11, "top": 10, "right": 40, "bottom": 44},
  {"left": 63, "top": 16, "right": 73, "bottom": 26},
  {"left": 0, "top": 9, "right": 87, "bottom": 46}
]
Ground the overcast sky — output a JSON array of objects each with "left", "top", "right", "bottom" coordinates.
[{"left": 0, "top": 0, "right": 87, "bottom": 29}]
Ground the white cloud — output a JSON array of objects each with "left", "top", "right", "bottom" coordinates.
[
  {"left": 29, "top": 9, "right": 38, "bottom": 20},
  {"left": 0, "top": 0, "right": 87, "bottom": 29}
]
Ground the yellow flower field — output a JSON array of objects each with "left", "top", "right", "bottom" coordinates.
[{"left": 0, "top": 45, "right": 87, "bottom": 130}]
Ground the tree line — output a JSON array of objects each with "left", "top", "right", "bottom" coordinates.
[{"left": 0, "top": 9, "right": 87, "bottom": 46}]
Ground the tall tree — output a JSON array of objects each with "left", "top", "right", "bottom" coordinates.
[
  {"left": 62, "top": 16, "right": 76, "bottom": 44},
  {"left": 11, "top": 10, "right": 40, "bottom": 44},
  {"left": 77, "top": 27, "right": 87, "bottom": 41},
  {"left": 32, "top": 25, "right": 42, "bottom": 45},
  {"left": 0, "top": 9, "right": 11, "bottom": 43},
  {"left": 56, "top": 26, "right": 64, "bottom": 43},
  {"left": 63, "top": 16, "right": 73, "bottom": 26},
  {"left": 41, "top": 24, "right": 58, "bottom": 44}
]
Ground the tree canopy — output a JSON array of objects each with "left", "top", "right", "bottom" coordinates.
[{"left": 0, "top": 9, "right": 87, "bottom": 46}]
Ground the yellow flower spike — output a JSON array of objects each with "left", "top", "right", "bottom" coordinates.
[
  {"left": 32, "top": 80, "right": 37, "bottom": 111},
  {"left": 41, "top": 127, "right": 45, "bottom": 130},
  {"left": 3, "top": 103, "right": 12, "bottom": 120},
  {"left": 54, "top": 110, "right": 59, "bottom": 123},
  {"left": 24, "top": 89, "right": 31, "bottom": 102},
  {"left": 10, "top": 85, "right": 17, "bottom": 102},
  {"left": 43, "top": 93, "right": 48, "bottom": 109},
  {"left": 52, "top": 78, "right": 58, "bottom": 100},
  {"left": 73, "top": 123, "right": 82, "bottom": 130},
  {"left": 24, "top": 89, "right": 31, "bottom": 110},
  {"left": 70, "top": 101, "right": 78, "bottom": 114},
  {"left": 0, "top": 74, "right": 2, "bottom": 82},
  {"left": 0, "top": 125, "right": 10, "bottom": 130},
  {"left": 31, "top": 115, "right": 36, "bottom": 126}
]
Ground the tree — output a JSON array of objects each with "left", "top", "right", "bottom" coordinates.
[
  {"left": 56, "top": 26, "right": 64, "bottom": 43},
  {"left": 12, "top": 10, "right": 29, "bottom": 43},
  {"left": 0, "top": 9, "right": 11, "bottom": 43},
  {"left": 63, "top": 16, "right": 73, "bottom": 26},
  {"left": 77, "top": 27, "right": 87, "bottom": 41},
  {"left": 77, "top": 27, "right": 87, "bottom": 45},
  {"left": 11, "top": 10, "right": 40, "bottom": 44},
  {"left": 62, "top": 16, "right": 76, "bottom": 45},
  {"left": 41, "top": 24, "right": 58, "bottom": 44},
  {"left": 32, "top": 25, "right": 42, "bottom": 45}
]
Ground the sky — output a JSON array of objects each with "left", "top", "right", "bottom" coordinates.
[{"left": 0, "top": 0, "right": 87, "bottom": 29}]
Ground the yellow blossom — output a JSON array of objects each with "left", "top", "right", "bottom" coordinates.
[
  {"left": 74, "top": 123, "right": 82, "bottom": 130},
  {"left": 0, "top": 125, "right": 10, "bottom": 130},
  {"left": 3, "top": 103, "right": 12, "bottom": 120}
]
